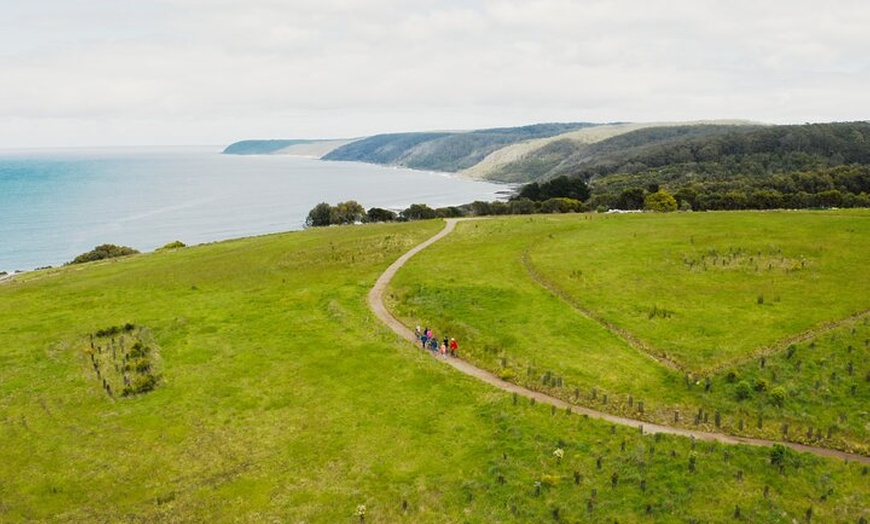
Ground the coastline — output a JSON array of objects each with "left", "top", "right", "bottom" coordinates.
[
  {"left": 0, "top": 149, "right": 507, "bottom": 273},
  {"left": 0, "top": 271, "right": 23, "bottom": 283}
]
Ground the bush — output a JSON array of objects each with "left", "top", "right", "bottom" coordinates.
[
  {"left": 158, "top": 240, "right": 186, "bottom": 250},
  {"left": 735, "top": 380, "right": 751, "bottom": 401},
  {"left": 540, "top": 197, "right": 584, "bottom": 213},
  {"left": 769, "top": 443, "right": 800, "bottom": 469},
  {"left": 754, "top": 377, "right": 769, "bottom": 392},
  {"left": 644, "top": 190, "right": 678, "bottom": 212},
  {"left": 770, "top": 386, "right": 787, "bottom": 407},
  {"left": 70, "top": 244, "right": 139, "bottom": 265}
]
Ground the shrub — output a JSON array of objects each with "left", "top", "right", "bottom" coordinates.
[
  {"left": 158, "top": 240, "right": 186, "bottom": 250},
  {"left": 540, "top": 197, "right": 583, "bottom": 214},
  {"left": 735, "top": 380, "right": 751, "bottom": 401},
  {"left": 540, "top": 474, "right": 560, "bottom": 487},
  {"left": 770, "top": 386, "right": 787, "bottom": 407},
  {"left": 644, "top": 190, "right": 678, "bottom": 212},
  {"left": 754, "top": 378, "right": 769, "bottom": 392},
  {"left": 128, "top": 342, "right": 149, "bottom": 358},
  {"left": 71, "top": 244, "right": 139, "bottom": 265},
  {"left": 769, "top": 443, "right": 800, "bottom": 469}
]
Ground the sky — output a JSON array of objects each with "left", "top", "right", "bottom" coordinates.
[{"left": 2, "top": 0, "right": 868, "bottom": 148}]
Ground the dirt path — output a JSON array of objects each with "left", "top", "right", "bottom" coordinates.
[{"left": 368, "top": 219, "right": 870, "bottom": 464}]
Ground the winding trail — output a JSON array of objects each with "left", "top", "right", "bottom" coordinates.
[{"left": 368, "top": 219, "right": 869, "bottom": 464}]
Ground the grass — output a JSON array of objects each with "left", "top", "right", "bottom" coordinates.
[
  {"left": 1, "top": 214, "right": 868, "bottom": 522},
  {"left": 387, "top": 210, "right": 870, "bottom": 454}
]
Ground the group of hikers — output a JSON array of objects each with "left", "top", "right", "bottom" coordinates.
[{"left": 414, "top": 326, "right": 458, "bottom": 358}]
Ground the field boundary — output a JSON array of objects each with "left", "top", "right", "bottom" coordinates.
[
  {"left": 521, "top": 250, "right": 870, "bottom": 377},
  {"left": 520, "top": 250, "right": 686, "bottom": 373},
  {"left": 368, "top": 218, "right": 870, "bottom": 464}
]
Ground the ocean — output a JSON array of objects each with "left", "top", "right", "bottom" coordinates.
[{"left": 0, "top": 146, "right": 508, "bottom": 273}]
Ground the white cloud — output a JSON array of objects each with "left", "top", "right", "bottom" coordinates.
[{"left": 0, "top": 0, "right": 867, "bottom": 147}]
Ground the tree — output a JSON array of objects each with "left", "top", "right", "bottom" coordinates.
[
  {"left": 435, "top": 206, "right": 464, "bottom": 218},
  {"left": 470, "top": 200, "right": 493, "bottom": 216},
  {"left": 615, "top": 187, "right": 646, "bottom": 210},
  {"left": 400, "top": 203, "right": 437, "bottom": 221},
  {"left": 509, "top": 197, "right": 536, "bottom": 214},
  {"left": 644, "top": 190, "right": 678, "bottom": 212},
  {"left": 305, "top": 202, "right": 336, "bottom": 228},
  {"left": 515, "top": 175, "right": 590, "bottom": 202},
  {"left": 334, "top": 200, "right": 366, "bottom": 224},
  {"left": 366, "top": 207, "right": 397, "bottom": 223}
]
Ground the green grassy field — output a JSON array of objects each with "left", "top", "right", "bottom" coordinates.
[
  {"left": 1, "top": 214, "right": 868, "bottom": 522},
  {"left": 387, "top": 211, "right": 870, "bottom": 454}
]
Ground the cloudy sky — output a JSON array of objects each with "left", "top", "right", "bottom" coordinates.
[{"left": 2, "top": 0, "right": 868, "bottom": 148}]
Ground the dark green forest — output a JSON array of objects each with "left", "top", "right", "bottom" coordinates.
[{"left": 573, "top": 122, "right": 870, "bottom": 211}]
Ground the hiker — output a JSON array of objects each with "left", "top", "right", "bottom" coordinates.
[
  {"left": 428, "top": 337, "right": 439, "bottom": 353},
  {"left": 420, "top": 327, "right": 429, "bottom": 349},
  {"left": 449, "top": 338, "right": 458, "bottom": 357},
  {"left": 440, "top": 341, "right": 447, "bottom": 358}
]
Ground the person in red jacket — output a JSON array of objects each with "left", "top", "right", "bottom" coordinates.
[{"left": 449, "top": 338, "right": 458, "bottom": 357}]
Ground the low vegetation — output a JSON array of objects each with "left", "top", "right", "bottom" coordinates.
[
  {"left": 85, "top": 323, "right": 161, "bottom": 397},
  {"left": 1, "top": 213, "right": 867, "bottom": 522},
  {"left": 69, "top": 243, "right": 139, "bottom": 264},
  {"left": 387, "top": 211, "right": 869, "bottom": 454}
]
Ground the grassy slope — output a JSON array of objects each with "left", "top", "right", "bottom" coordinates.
[
  {"left": 1, "top": 218, "right": 868, "bottom": 522},
  {"left": 387, "top": 211, "right": 870, "bottom": 454}
]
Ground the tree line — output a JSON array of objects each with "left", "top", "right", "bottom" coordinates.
[{"left": 306, "top": 166, "right": 869, "bottom": 228}]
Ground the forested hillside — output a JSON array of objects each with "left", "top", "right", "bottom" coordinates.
[
  {"left": 571, "top": 121, "right": 870, "bottom": 179},
  {"left": 480, "top": 123, "right": 764, "bottom": 182},
  {"left": 321, "top": 122, "right": 597, "bottom": 172},
  {"left": 572, "top": 122, "right": 870, "bottom": 210}
]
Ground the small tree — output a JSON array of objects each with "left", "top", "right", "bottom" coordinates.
[
  {"left": 735, "top": 380, "right": 751, "bottom": 401},
  {"left": 644, "top": 190, "right": 678, "bottom": 212},
  {"left": 615, "top": 187, "right": 646, "bottom": 210},
  {"left": 770, "top": 386, "right": 787, "bottom": 407}
]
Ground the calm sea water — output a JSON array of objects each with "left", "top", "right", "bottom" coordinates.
[{"left": 0, "top": 146, "right": 507, "bottom": 272}]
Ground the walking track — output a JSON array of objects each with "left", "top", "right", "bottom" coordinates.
[{"left": 368, "top": 218, "right": 869, "bottom": 464}]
